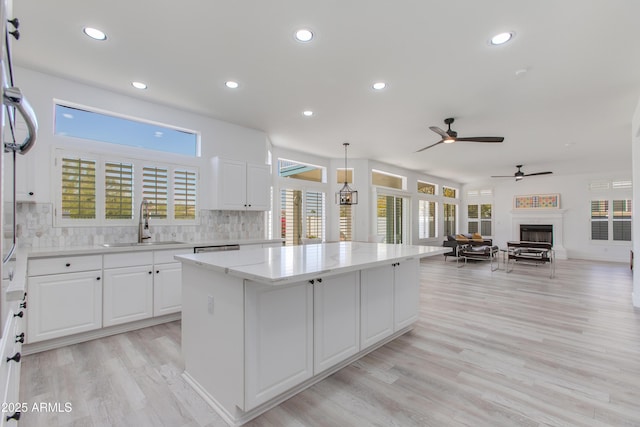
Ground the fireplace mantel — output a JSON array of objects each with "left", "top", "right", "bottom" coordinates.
[{"left": 510, "top": 209, "right": 567, "bottom": 259}]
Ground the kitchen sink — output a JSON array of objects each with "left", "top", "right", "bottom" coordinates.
[{"left": 102, "top": 240, "right": 185, "bottom": 247}]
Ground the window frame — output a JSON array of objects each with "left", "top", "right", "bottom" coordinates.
[{"left": 54, "top": 148, "right": 199, "bottom": 227}]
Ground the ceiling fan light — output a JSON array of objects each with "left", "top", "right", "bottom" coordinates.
[
  {"left": 515, "top": 175, "right": 523, "bottom": 181},
  {"left": 444, "top": 138, "right": 455, "bottom": 144}
]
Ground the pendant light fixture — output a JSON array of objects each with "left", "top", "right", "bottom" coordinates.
[{"left": 336, "top": 142, "right": 358, "bottom": 205}]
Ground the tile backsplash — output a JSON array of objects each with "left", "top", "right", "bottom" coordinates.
[{"left": 5, "top": 202, "right": 265, "bottom": 248}]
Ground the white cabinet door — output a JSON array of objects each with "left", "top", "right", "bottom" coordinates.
[
  {"left": 313, "top": 272, "right": 360, "bottom": 374},
  {"left": 245, "top": 281, "right": 313, "bottom": 410},
  {"left": 246, "top": 163, "right": 270, "bottom": 211},
  {"left": 27, "top": 270, "right": 102, "bottom": 343},
  {"left": 360, "top": 264, "right": 394, "bottom": 349},
  {"left": 154, "top": 262, "right": 182, "bottom": 316},
  {"left": 103, "top": 266, "right": 153, "bottom": 327},
  {"left": 218, "top": 158, "right": 247, "bottom": 210},
  {"left": 393, "top": 258, "right": 420, "bottom": 330}
]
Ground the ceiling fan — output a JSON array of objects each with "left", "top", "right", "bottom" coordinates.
[
  {"left": 491, "top": 164, "right": 553, "bottom": 181},
  {"left": 416, "top": 117, "right": 504, "bottom": 152}
]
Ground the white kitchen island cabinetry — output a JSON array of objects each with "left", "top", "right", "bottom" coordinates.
[
  {"left": 209, "top": 157, "right": 270, "bottom": 211},
  {"left": 177, "top": 242, "right": 448, "bottom": 426}
]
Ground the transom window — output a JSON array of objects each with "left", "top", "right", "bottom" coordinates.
[
  {"left": 278, "top": 159, "right": 325, "bottom": 182},
  {"left": 54, "top": 103, "right": 199, "bottom": 157},
  {"left": 372, "top": 170, "right": 405, "bottom": 190},
  {"left": 417, "top": 181, "right": 436, "bottom": 195},
  {"left": 443, "top": 186, "right": 458, "bottom": 198}
]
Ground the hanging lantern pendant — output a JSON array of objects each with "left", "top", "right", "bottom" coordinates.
[{"left": 336, "top": 142, "right": 358, "bottom": 205}]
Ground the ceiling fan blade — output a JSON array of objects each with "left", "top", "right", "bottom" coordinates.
[
  {"left": 523, "top": 171, "right": 553, "bottom": 177},
  {"left": 455, "top": 136, "right": 504, "bottom": 143},
  {"left": 416, "top": 140, "right": 444, "bottom": 152},
  {"left": 429, "top": 126, "right": 448, "bottom": 139}
]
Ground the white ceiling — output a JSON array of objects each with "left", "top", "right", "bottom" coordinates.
[{"left": 11, "top": 0, "right": 640, "bottom": 183}]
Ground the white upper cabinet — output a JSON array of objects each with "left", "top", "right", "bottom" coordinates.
[{"left": 209, "top": 157, "right": 270, "bottom": 211}]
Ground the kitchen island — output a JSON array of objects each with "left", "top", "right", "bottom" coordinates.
[{"left": 175, "top": 242, "right": 448, "bottom": 426}]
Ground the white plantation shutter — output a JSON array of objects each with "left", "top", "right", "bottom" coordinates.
[
  {"left": 281, "top": 189, "right": 302, "bottom": 246},
  {"left": 174, "top": 169, "right": 197, "bottom": 220},
  {"left": 591, "top": 200, "right": 608, "bottom": 240},
  {"left": 305, "top": 191, "right": 325, "bottom": 240},
  {"left": 612, "top": 199, "right": 631, "bottom": 241},
  {"left": 339, "top": 205, "right": 352, "bottom": 241},
  {"left": 419, "top": 200, "right": 436, "bottom": 238},
  {"left": 61, "top": 157, "right": 96, "bottom": 219},
  {"left": 143, "top": 166, "right": 168, "bottom": 219},
  {"left": 104, "top": 161, "right": 133, "bottom": 220}
]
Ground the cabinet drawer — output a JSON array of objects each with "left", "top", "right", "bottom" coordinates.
[
  {"left": 28, "top": 255, "right": 102, "bottom": 276},
  {"left": 154, "top": 248, "right": 193, "bottom": 264},
  {"left": 104, "top": 251, "right": 153, "bottom": 269}
]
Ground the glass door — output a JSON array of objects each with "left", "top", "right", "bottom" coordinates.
[{"left": 376, "top": 194, "right": 407, "bottom": 244}]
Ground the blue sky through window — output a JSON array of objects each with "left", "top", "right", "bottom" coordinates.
[{"left": 54, "top": 104, "right": 198, "bottom": 156}]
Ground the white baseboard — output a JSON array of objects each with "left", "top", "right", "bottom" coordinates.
[{"left": 22, "top": 313, "right": 181, "bottom": 355}]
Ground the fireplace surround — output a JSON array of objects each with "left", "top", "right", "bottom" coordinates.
[{"left": 511, "top": 209, "right": 567, "bottom": 259}]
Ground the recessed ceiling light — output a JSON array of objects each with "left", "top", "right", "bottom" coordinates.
[
  {"left": 83, "top": 27, "right": 107, "bottom": 41},
  {"left": 490, "top": 32, "right": 514, "bottom": 45},
  {"left": 295, "top": 29, "right": 313, "bottom": 42},
  {"left": 131, "top": 81, "right": 147, "bottom": 90},
  {"left": 225, "top": 81, "right": 239, "bottom": 89},
  {"left": 303, "top": 110, "right": 313, "bottom": 117},
  {"left": 372, "top": 82, "right": 386, "bottom": 90}
]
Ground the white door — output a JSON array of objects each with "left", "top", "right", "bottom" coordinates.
[
  {"left": 246, "top": 163, "right": 271, "bottom": 210},
  {"left": 244, "top": 280, "right": 313, "bottom": 410},
  {"left": 103, "top": 265, "right": 153, "bottom": 327},
  {"left": 393, "top": 258, "right": 420, "bottom": 330},
  {"left": 313, "top": 272, "right": 360, "bottom": 374},
  {"left": 154, "top": 262, "right": 182, "bottom": 316},
  {"left": 360, "top": 264, "right": 394, "bottom": 349},
  {"left": 27, "top": 270, "right": 102, "bottom": 343}
]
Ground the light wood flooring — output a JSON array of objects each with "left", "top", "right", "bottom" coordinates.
[{"left": 19, "top": 257, "right": 640, "bottom": 426}]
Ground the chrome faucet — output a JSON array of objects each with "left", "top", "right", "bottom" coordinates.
[{"left": 138, "top": 198, "right": 151, "bottom": 243}]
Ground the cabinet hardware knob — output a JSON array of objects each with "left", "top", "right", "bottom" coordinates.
[
  {"left": 65, "top": 263, "right": 71, "bottom": 267},
  {"left": 5, "top": 412, "right": 20, "bottom": 422},
  {"left": 6, "top": 352, "right": 21, "bottom": 363},
  {"left": 23, "top": 292, "right": 27, "bottom": 301},
  {"left": 317, "top": 278, "right": 322, "bottom": 283},
  {"left": 96, "top": 277, "right": 101, "bottom": 281},
  {"left": 148, "top": 271, "right": 153, "bottom": 274},
  {"left": 19, "top": 301, "right": 26, "bottom": 309},
  {"left": 15, "top": 333, "right": 25, "bottom": 343},
  {"left": 13, "top": 311, "right": 23, "bottom": 318},
  {"left": 28, "top": 192, "right": 34, "bottom": 196},
  {"left": 308, "top": 279, "right": 315, "bottom": 284},
  {"left": 156, "top": 270, "right": 160, "bottom": 274}
]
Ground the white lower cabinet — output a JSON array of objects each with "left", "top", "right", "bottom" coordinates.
[
  {"left": 313, "top": 272, "right": 360, "bottom": 374},
  {"left": 394, "top": 258, "right": 420, "bottom": 330},
  {"left": 27, "top": 270, "right": 102, "bottom": 343},
  {"left": 360, "top": 264, "right": 395, "bottom": 349},
  {"left": 153, "top": 262, "right": 182, "bottom": 316},
  {"left": 103, "top": 266, "right": 154, "bottom": 327},
  {"left": 244, "top": 280, "right": 313, "bottom": 410}
]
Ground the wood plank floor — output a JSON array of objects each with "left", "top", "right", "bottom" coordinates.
[{"left": 19, "top": 258, "right": 640, "bottom": 426}]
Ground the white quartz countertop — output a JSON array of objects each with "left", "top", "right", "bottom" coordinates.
[
  {"left": 25, "top": 238, "right": 283, "bottom": 258},
  {"left": 175, "top": 242, "right": 449, "bottom": 285}
]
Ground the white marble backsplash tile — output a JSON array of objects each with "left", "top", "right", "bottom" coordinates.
[{"left": 5, "top": 202, "right": 265, "bottom": 248}]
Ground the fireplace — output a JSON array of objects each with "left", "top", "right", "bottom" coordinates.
[{"left": 520, "top": 224, "right": 553, "bottom": 245}]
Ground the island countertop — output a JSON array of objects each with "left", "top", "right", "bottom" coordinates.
[{"left": 175, "top": 242, "right": 449, "bottom": 285}]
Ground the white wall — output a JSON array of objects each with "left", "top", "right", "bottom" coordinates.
[
  {"left": 463, "top": 172, "right": 632, "bottom": 263},
  {"left": 13, "top": 66, "right": 268, "bottom": 207},
  {"left": 631, "top": 96, "right": 640, "bottom": 307}
]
